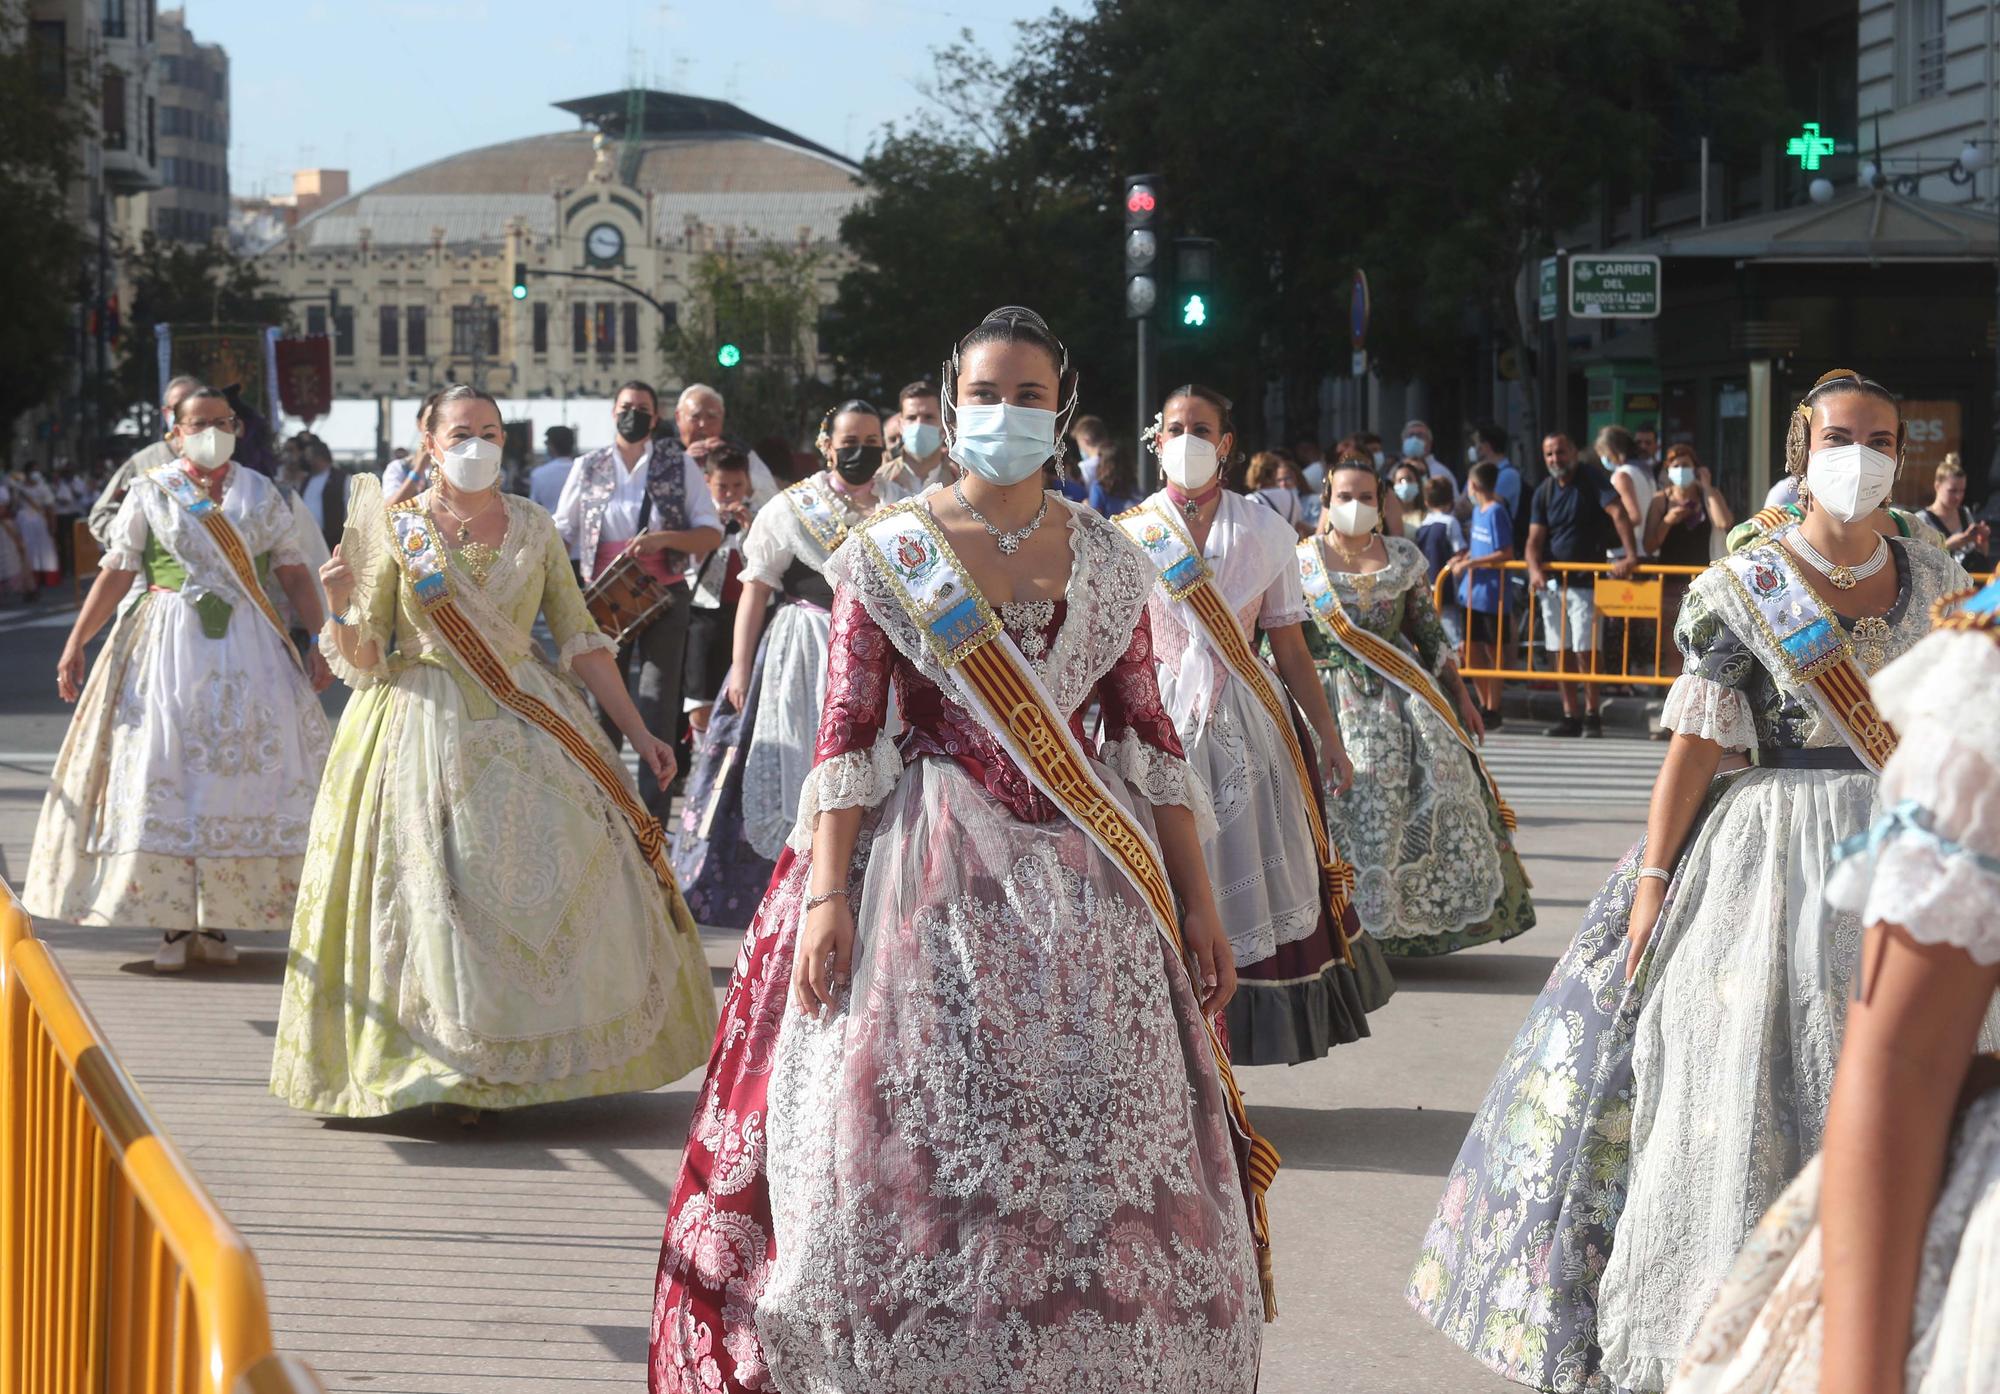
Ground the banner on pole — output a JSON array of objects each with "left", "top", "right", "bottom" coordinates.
[{"left": 274, "top": 335, "right": 334, "bottom": 425}]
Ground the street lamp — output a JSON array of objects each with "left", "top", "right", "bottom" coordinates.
[{"left": 1809, "top": 178, "right": 1835, "bottom": 205}]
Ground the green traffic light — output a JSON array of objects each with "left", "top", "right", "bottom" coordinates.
[
  {"left": 511, "top": 284, "right": 528, "bottom": 300},
  {"left": 1182, "top": 294, "right": 1208, "bottom": 328},
  {"left": 717, "top": 343, "right": 742, "bottom": 367}
]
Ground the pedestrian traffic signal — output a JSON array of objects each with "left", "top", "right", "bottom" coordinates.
[
  {"left": 512, "top": 262, "right": 529, "bottom": 300},
  {"left": 716, "top": 343, "right": 742, "bottom": 368},
  {"left": 1174, "top": 236, "right": 1217, "bottom": 333},
  {"left": 1123, "top": 173, "right": 1161, "bottom": 321}
]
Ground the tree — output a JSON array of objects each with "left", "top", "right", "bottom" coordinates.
[
  {"left": 662, "top": 244, "right": 830, "bottom": 444},
  {"left": 0, "top": 0, "right": 93, "bottom": 447},
  {"left": 109, "top": 232, "right": 294, "bottom": 425},
  {"left": 824, "top": 41, "right": 1127, "bottom": 434}
]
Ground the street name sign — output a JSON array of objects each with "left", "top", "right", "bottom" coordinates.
[
  {"left": 1538, "top": 256, "right": 1559, "bottom": 322},
  {"left": 1569, "top": 255, "right": 1660, "bottom": 319}
]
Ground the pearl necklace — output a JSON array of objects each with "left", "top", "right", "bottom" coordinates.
[
  {"left": 1788, "top": 528, "right": 1888, "bottom": 590},
  {"left": 952, "top": 478, "right": 1049, "bottom": 555}
]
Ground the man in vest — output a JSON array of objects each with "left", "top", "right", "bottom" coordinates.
[{"left": 553, "top": 380, "right": 724, "bottom": 815}]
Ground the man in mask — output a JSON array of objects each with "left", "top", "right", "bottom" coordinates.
[
  {"left": 89, "top": 374, "right": 204, "bottom": 548},
  {"left": 877, "top": 379, "right": 957, "bottom": 497},
  {"left": 1633, "top": 422, "right": 1660, "bottom": 475},
  {"left": 1292, "top": 434, "right": 1327, "bottom": 529},
  {"left": 1526, "top": 432, "right": 1638, "bottom": 737},
  {"left": 553, "top": 381, "right": 724, "bottom": 814},
  {"left": 676, "top": 383, "right": 779, "bottom": 506},
  {"left": 1400, "top": 419, "right": 1460, "bottom": 504}
]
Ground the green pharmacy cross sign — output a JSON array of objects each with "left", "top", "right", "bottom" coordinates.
[{"left": 1786, "top": 122, "right": 1837, "bottom": 172}]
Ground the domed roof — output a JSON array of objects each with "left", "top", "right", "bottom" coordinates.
[{"left": 280, "top": 91, "right": 863, "bottom": 252}]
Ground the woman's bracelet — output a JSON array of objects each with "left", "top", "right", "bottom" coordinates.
[
  {"left": 804, "top": 887, "right": 848, "bottom": 912},
  {"left": 329, "top": 608, "right": 355, "bottom": 627},
  {"left": 1636, "top": 867, "right": 1671, "bottom": 885}
]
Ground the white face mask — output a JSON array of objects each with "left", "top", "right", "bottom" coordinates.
[
  {"left": 1393, "top": 479, "right": 1420, "bottom": 504},
  {"left": 902, "top": 420, "right": 942, "bottom": 461},
  {"left": 949, "top": 403, "right": 1057, "bottom": 486},
  {"left": 180, "top": 427, "right": 235, "bottom": 471},
  {"left": 1329, "top": 499, "right": 1380, "bottom": 537},
  {"left": 1805, "top": 442, "right": 1896, "bottom": 523},
  {"left": 1159, "top": 435, "right": 1220, "bottom": 490},
  {"left": 1371, "top": 449, "right": 1386, "bottom": 469},
  {"left": 1667, "top": 465, "right": 1697, "bottom": 489},
  {"left": 438, "top": 436, "right": 503, "bottom": 492}
]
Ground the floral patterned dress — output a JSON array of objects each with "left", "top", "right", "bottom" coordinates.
[
  {"left": 1676, "top": 606, "right": 2000, "bottom": 1393},
  {"left": 27, "top": 463, "right": 329, "bottom": 932},
  {"left": 1409, "top": 536, "right": 1967, "bottom": 1392},
  {"left": 1303, "top": 536, "right": 1534, "bottom": 955},
  {"left": 649, "top": 502, "right": 1261, "bottom": 1394},
  {"left": 270, "top": 496, "right": 717, "bottom": 1116}
]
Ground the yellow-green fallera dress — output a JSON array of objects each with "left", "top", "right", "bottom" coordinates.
[{"left": 270, "top": 490, "right": 716, "bottom": 1117}]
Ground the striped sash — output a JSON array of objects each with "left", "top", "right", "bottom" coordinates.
[
  {"left": 143, "top": 462, "right": 304, "bottom": 673},
  {"left": 1719, "top": 530, "right": 1899, "bottom": 773},
  {"left": 855, "top": 500, "right": 1282, "bottom": 1319},
  {"left": 1294, "top": 539, "right": 1518, "bottom": 831},
  {"left": 386, "top": 502, "right": 680, "bottom": 894},
  {"left": 781, "top": 475, "right": 851, "bottom": 556},
  {"left": 1115, "top": 500, "right": 1357, "bottom": 923}
]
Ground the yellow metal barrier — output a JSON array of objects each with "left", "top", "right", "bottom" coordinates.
[
  {"left": 0, "top": 882, "right": 327, "bottom": 1394},
  {"left": 1434, "top": 559, "right": 1709, "bottom": 688}
]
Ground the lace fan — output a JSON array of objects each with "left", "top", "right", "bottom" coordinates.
[{"left": 340, "top": 469, "right": 388, "bottom": 624}]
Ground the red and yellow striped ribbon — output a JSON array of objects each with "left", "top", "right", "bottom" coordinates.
[
  {"left": 1809, "top": 658, "right": 1898, "bottom": 769},
  {"left": 190, "top": 510, "right": 306, "bottom": 674},
  {"left": 956, "top": 636, "right": 1282, "bottom": 1317},
  {"left": 1180, "top": 577, "right": 1360, "bottom": 924},
  {"left": 1318, "top": 602, "right": 1519, "bottom": 832}
]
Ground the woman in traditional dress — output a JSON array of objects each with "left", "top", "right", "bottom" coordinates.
[
  {"left": 14, "top": 471, "right": 62, "bottom": 587},
  {"left": 270, "top": 385, "right": 715, "bottom": 1118},
  {"left": 27, "top": 387, "right": 334, "bottom": 971},
  {"left": 671, "top": 402, "right": 893, "bottom": 926},
  {"left": 1120, "top": 385, "right": 1389, "bottom": 1066},
  {"left": 0, "top": 479, "right": 33, "bottom": 601},
  {"left": 1298, "top": 451, "right": 1534, "bottom": 956},
  {"left": 1675, "top": 577, "right": 2000, "bottom": 1394},
  {"left": 1409, "top": 369, "right": 1970, "bottom": 1392},
  {"left": 651, "top": 309, "right": 1268, "bottom": 1394}
]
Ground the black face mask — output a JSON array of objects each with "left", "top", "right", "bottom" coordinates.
[
  {"left": 833, "top": 444, "right": 884, "bottom": 485},
  {"left": 615, "top": 408, "right": 655, "bottom": 444}
]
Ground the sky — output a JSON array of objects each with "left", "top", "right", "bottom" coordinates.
[{"left": 184, "top": 0, "right": 1082, "bottom": 199}]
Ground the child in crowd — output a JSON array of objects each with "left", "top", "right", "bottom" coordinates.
[
  {"left": 1448, "top": 461, "right": 1514, "bottom": 727},
  {"left": 1412, "top": 476, "right": 1466, "bottom": 644}
]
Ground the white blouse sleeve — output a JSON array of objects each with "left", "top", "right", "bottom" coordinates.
[
  {"left": 1825, "top": 631, "right": 2000, "bottom": 961},
  {"left": 1255, "top": 514, "right": 1309, "bottom": 630},
  {"left": 1658, "top": 673, "right": 1757, "bottom": 751},
  {"left": 736, "top": 499, "right": 796, "bottom": 589},
  {"left": 101, "top": 490, "right": 150, "bottom": 572}
]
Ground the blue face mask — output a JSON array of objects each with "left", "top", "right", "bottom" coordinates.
[
  {"left": 1401, "top": 435, "right": 1427, "bottom": 459},
  {"left": 902, "top": 421, "right": 942, "bottom": 460},
  {"left": 949, "top": 403, "right": 1058, "bottom": 486}
]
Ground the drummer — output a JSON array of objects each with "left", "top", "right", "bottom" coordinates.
[{"left": 552, "top": 380, "right": 723, "bottom": 815}]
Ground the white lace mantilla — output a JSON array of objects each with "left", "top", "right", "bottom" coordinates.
[
  {"left": 1660, "top": 673, "right": 1758, "bottom": 750},
  {"left": 825, "top": 498, "right": 1157, "bottom": 717}
]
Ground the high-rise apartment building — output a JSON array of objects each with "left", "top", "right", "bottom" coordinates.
[{"left": 135, "top": 6, "right": 228, "bottom": 243}]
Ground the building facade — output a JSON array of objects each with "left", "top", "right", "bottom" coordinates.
[
  {"left": 131, "top": 6, "right": 228, "bottom": 244},
  {"left": 253, "top": 92, "right": 866, "bottom": 406}
]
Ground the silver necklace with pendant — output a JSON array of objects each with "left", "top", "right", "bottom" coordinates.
[{"left": 953, "top": 479, "right": 1049, "bottom": 555}]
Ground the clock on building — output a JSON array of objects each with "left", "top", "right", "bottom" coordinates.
[{"left": 584, "top": 222, "right": 625, "bottom": 266}]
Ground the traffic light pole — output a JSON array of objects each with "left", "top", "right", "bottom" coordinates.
[
  {"left": 1135, "top": 317, "right": 1156, "bottom": 495},
  {"left": 519, "top": 267, "right": 676, "bottom": 325}
]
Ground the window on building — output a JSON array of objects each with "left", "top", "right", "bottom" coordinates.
[
  {"left": 532, "top": 301, "right": 549, "bottom": 355},
  {"left": 30, "top": 21, "right": 65, "bottom": 97},
  {"left": 101, "top": 0, "right": 126, "bottom": 38},
  {"left": 1903, "top": 0, "right": 1947, "bottom": 102},
  {"left": 662, "top": 301, "right": 679, "bottom": 330},
  {"left": 621, "top": 302, "right": 639, "bottom": 355},
  {"left": 144, "top": 0, "right": 154, "bottom": 41},
  {"left": 595, "top": 302, "right": 615, "bottom": 356},
  {"left": 145, "top": 95, "right": 155, "bottom": 163},
  {"left": 572, "top": 302, "right": 588, "bottom": 353},
  {"left": 451, "top": 304, "right": 499, "bottom": 357},
  {"left": 334, "top": 306, "right": 355, "bottom": 359},
  {"left": 406, "top": 305, "right": 427, "bottom": 358},
  {"left": 379, "top": 304, "right": 400, "bottom": 358},
  {"left": 306, "top": 304, "right": 327, "bottom": 338},
  {"left": 101, "top": 68, "right": 127, "bottom": 150}
]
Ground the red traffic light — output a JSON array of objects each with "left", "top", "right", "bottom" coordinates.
[{"left": 1126, "top": 185, "right": 1157, "bottom": 216}]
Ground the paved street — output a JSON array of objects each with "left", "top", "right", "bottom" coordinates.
[{"left": 0, "top": 597, "right": 1656, "bottom": 1392}]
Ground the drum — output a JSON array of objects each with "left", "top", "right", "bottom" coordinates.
[{"left": 583, "top": 552, "right": 677, "bottom": 644}]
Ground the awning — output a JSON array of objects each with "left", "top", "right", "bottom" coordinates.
[{"left": 1620, "top": 187, "right": 1998, "bottom": 263}]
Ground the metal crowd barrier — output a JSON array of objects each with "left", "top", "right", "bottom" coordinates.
[
  {"left": 0, "top": 880, "right": 326, "bottom": 1393},
  {"left": 1433, "top": 559, "right": 1710, "bottom": 688}
]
